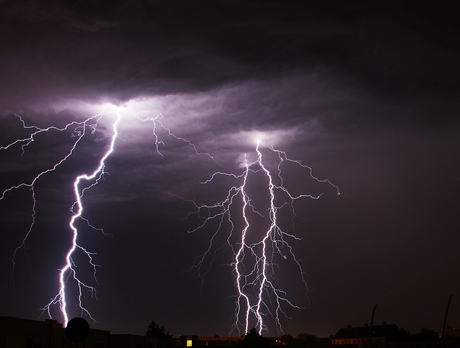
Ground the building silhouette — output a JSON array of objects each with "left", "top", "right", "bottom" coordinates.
[
  {"left": 0, "top": 316, "right": 175, "bottom": 348},
  {"left": 2, "top": 316, "right": 459, "bottom": 348},
  {"left": 332, "top": 322, "right": 405, "bottom": 345}
]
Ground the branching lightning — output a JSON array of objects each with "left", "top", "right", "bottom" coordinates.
[
  {"left": 1, "top": 112, "right": 105, "bottom": 276},
  {"left": 42, "top": 110, "right": 122, "bottom": 325},
  {"left": 1, "top": 105, "right": 339, "bottom": 335},
  {"left": 1, "top": 110, "right": 115, "bottom": 325},
  {"left": 0, "top": 106, "right": 212, "bottom": 327},
  {"left": 185, "top": 139, "right": 341, "bottom": 335}
]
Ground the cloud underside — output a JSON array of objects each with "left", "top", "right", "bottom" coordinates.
[{"left": 0, "top": 0, "right": 458, "bottom": 131}]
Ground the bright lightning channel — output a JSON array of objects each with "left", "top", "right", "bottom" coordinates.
[
  {"left": 186, "top": 139, "right": 341, "bottom": 335},
  {"left": 0, "top": 109, "right": 119, "bottom": 326},
  {"left": 1, "top": 112, "right": 105, "bottom": 277},
  {"left": 42, "top": 109, "right": 122, "bottom": 325},
  {"left": 1, "top": 105, "right": 211, "bottom": 326}
]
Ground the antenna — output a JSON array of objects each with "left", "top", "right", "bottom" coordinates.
[
  {"left": 368, "top": 304, "right": 377, "bottom": 347},
  {"left": 442, "top": 295, "right": 452, "bottom": 338}
]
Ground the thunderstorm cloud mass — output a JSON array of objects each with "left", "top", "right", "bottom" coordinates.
[{"left": 1, "top": 0, "right": 459, "bottom": 338}]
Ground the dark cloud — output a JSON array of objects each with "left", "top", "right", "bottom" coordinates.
[{"left": 2, "top": 1, "right": 459, "bottom": 124}]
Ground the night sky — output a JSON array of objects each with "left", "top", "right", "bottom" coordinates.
[{"left": 1, "top": 0, "right": 459, "bottom": 338}]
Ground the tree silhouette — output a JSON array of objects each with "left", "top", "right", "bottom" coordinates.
[
  {"left": 295, "top": 333, "right": 318, "bottom": 346},
  {"left": 242, "top": 328, "right": 269, "bottom": 347},
  {"left": 411, "top": 328, "right": 439, "bottom": 341},
  {"left": 280, "top": 333, "right": 294, "bottom": 345},
  {"left": 146, "top": 319, "right": 172, "bottom": 339}
]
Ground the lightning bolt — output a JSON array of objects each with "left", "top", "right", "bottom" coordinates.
[
  {"left": 1, "top": 110, "right": 116, "bottom": 325},
  {"left": 1, "top": 112, "right": 105, "bottom": 274},
  {"left": 42, "top": 110, "right": 122, "bottom": 325},
  {"left": 1, "top": 105, "right": 214, "bottom": 326},
  {"left": 185, "top": 139, "right": 341, "bottom": 335}
]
